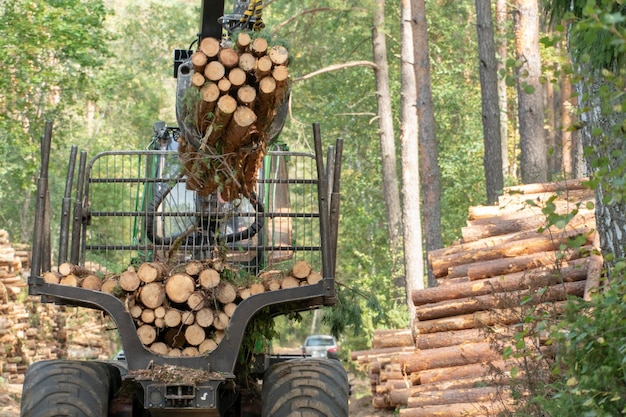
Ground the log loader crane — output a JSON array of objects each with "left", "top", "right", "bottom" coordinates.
[{"left": 20, "top": 1, "right": 348, "bottom": 416}]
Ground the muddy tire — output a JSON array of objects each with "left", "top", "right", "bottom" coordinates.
[
  {"left": 20, "top": 360, "right": 120, "bottom": 417},
  {"left": 261, "top": 358, "right": 349, "bottom": 417}
]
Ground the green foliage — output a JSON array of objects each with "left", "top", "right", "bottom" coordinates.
[{"left": 538, "top": 282, "right": 626, "bottom": 416}]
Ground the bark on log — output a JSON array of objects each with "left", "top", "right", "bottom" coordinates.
[
  {"left": 393, "top": 342, "right": 501, "bottom": 374},
  {"left": 213, "top": 311, "right": 229, "bottom": 330},
  {"left": 202, "top": 94, "right": 237, "bottom": 148},
  {"left": 255, "top": 56, "right": 272, "bottom": 79},
  {"left": 58, "top": 262, "right": 90, "bottom": 277},
  {"left": 372, "top": 329, "right": 414, "bottom": 349},
  {"left": 185, "top": 260, "right": 205, "bottom": 276},
  {"left": 430, "top": 228, "right": 593, "bottom": 277},
  {"left": 413, "top": 258, "right": 588, "bottom": 306},
  {"left": 398, "top": 400, "right": 511, "bottom": 416},
  {"left": 405, "top": 386, "right": 503, "bottom": 408},
  {"left": 417, "top": 359, "right": 516, "bottom": 385},
  {"left": 138, "top": 262, "right": 168, "bottom": 283},
  {"left": 414, "top": 280, "right": 585, "bottom": 321}
]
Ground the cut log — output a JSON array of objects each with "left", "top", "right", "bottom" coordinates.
[
  {"left": 58, "top": 262, "right": 90, "bottom": 277},
  {"left": 202, "top": 94, "right": 237, "bottom": 148},
  {"left": 100, "top": 279, "right": 119, "bottom": 294},
  {"left": 249, "top": 282, "right": 265, "bottom": 296},
  {"left": 191, "top": 72, "right": 205, "bottom": 88},
  {"left": 255, "top": 55, "right": 272, "bottom": 79},
  {"left": 140, "top": 309, "right": 155, "bottom": 324},
  {"left": 150, "top": 342, "right": 169, "bottom": 355},
  {"left": 187, "top": 291, "right": 207, "bottom": 311},
  {"left": 215, "top": 282, "right": 237, "bottom": 304},
  {"left": 213, "top": 311, "right": 229, "bottom": 330},
  {"left": 414, "top": 280, "right": 585, "bottom": 321},
  {"left": 412, "top": 258, "right": 589, "bottom": 306},
  {"left": 306, "top": 271, "right": 323, "bottom": 285},
  {"left": 119, "top": 268, "right": 141, "bottom": 292},
  {"left": 430, "top": 228, "right": 593, "bottom": 277},
  {"left": 198, "top": 83, "right": 221, "bottom": 130},
  {"left": 223, "top": 302, "right": 237, "bottom": 317},
  {"left": 272, "top": 65, "right": 289, "bottom": 102},
  {"left": 280, "top": 276, "right": 299, "bottom": 289},
  {"left": 405, "top": 386, "right": 503, "bottom": 408},
  {"left": 238, "top": 52, "right": 256, "bottom": 73},
  {"left": 81, "top": 274, "right": 102, "bottom": 291},
  {"left": 182, "top": 347, "right": 200, "bottom": 357},
  {"left": 198, "top": 267, "right": 220, "bottom": 289},
  {"left": 292, "top": 260, "right": 312, "bottom": 279},
  {"left": 185, "top": 260, "right": 205, "bottom": 277},
  {"left": 251, "top": 37, "right": 268, "bottom": 56},
  {"left": 137, "top": 324, "right": 157, "bottom": 345},
  {"left": 60, "top": 274, "right": 80, "bottom": 287},
  {"left": 236, "top": 85, "right": 257, "bottom": 107},
  {"left": 398, "top": 400, "right": 512, "bottom": 416},
  {"left": 218, "top": 47, "right": 239, "bottom": 69},
  {"left": 221, "top": 106, "right": 256, "bottom": 153},
  {"left": 204, "top": 61, "right": 226, "bottom": 82},
  {"left": 417, "top": 360, "right": 517, "bottom": 385},
  {"left": 154, "top": 306, "right": 166, "bottom": 319},
  {"left": 236, "top": 32, "right": 251, "bottom": 51},
  {"left": 217, "top": 77, "right": 232, "bottom": 94},
  {"left": 372, "top": 329, "right": 414, "bottom": 349},
  {"left": 195, "top": 308, "right": 215, "bottom": 327},
  {"left": 199, "top": 338, "right": 218, "bottom": 353},
  {"left": 191, "top": 51, "right": 209, "bottom": 71},
  {"left": 163, "top": 309, "right": 182, "bottom": 328},
  {"left": 268, "top": 45, "right": 289, "bottom": 66},
  {"left": 42, "top": 271, "right": 61, "bottom": 284},
  {"left": 181, "top": 310, "right": 195, "bottom": 326},
  {"left": 129, "top": 305, "right": 143, "bottom": 319},
  {"left": 228, "top": 67, "right": 248, "bottom": 89},
  {"left": 184, "top": 324, "right": 206, "bottom": 346},
  {"left": 139, "top": 282, "right": 166, "bottom": 309},
  {"left": 393, "top": 342, "right": 501, "bottom": 374},
  {"left": 199, "top": 36, "right": 220, "bottom": 59},
  {"left": 165, "top": 273, "right": 195, "bottom": 303}
]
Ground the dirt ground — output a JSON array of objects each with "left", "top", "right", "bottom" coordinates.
[{"left": 0, "top": 377, "right": 395, "bottom": 417}]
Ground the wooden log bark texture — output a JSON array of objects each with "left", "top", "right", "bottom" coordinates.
[
  {"left": 178, "top": 32, "right": 291, "bottom": 201},
  {"left": 349, "top": 181, "right": 598, "bottom": 414}
]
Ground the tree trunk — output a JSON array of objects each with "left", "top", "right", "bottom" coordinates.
[
  {"left": 496, "top": 0, "right": 510, "bottom": 176},
  {"left": 372, "top": 0, "right": 402, "bottom": 245},
  {"left": 412, "top": 0, "right": 443, "bottom": 278},
  {"left": 514, "top": 0, "right": 547, "bottom": 183},
  {"left": 401, "top": 0, "right": 425, "bottom": 320},
  {"left": 475, "top": 0, "right": 504, "bottom": 204}
]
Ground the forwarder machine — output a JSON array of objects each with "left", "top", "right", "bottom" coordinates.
[{"left": 21, "top": 1, "right": 348, "bottom": 416}]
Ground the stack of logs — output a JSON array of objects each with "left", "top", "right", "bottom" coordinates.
[
  {"left": 352, "top": 179, "right": 600, "bottom": 416},
  {"left": 179, "top": 32, "right": 290, "bottom": 200},
  {"left": 41, "top": 258, "right": 322, "bottom": 357},
  {"left": 0, "top": 230, "right": 116, "bottom": 384}
]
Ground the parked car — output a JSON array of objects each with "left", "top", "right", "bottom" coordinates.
[{"left": 302, "top": 335, "right": 339, "bottom": 359}]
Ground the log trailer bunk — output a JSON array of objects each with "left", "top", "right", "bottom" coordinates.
[{"left": 21, "top": 1, "right": 349, "bottom": 416}]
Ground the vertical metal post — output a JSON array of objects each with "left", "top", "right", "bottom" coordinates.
[
  {"left": 70, "top": 151, "right": 87, "bottom": 265},
  {"left": 30, "top": 121, "right": 53, "bottom": 282},
  {"left": 199, "top": 0, "right": 225, "bottom": 41},
  {"left": 58, "top": 146, "right": 77, "bottom": 265},
  {"left": 329, "top": 139, "right": 343, "bottom": 277},
  {"left": 313, "top": 124, "right": 334, "bottom": 299}
]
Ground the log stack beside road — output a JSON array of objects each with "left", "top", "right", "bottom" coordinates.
[{"left": 352, "top": 179, "right": 599, "bottom": 416}]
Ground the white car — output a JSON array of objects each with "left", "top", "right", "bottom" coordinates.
[{"left": 302, "top": 335, "right": 339, "bottom": 359}]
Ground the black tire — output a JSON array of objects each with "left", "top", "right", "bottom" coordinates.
[
  {"left": 261, "top": 358, "right": 349, "bottom": 417},
  {"left": 20, "top": 360, "right": 119, "bottom": 417}
]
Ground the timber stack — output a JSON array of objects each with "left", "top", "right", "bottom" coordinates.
[
  {"left": 0, "top": 230, "right": 115, "bottom": 384},
  {"left": 41, "top": 258, "right": 321, "bottom": 357},
  {"left": 352, "top": 179, "right": 600, "bottom": 416},
  {"left": 178, "top": 32, "right": 290, "bottom": 201}
]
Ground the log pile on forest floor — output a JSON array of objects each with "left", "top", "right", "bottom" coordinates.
[
  {"left": 0, "top": 230, "right": 116, "bottom": 384},
  {"left": 351, "top": 179, "right": 600, "bottom": 416},
  {"left": 41, "top": 258, "right": 321, "bottom": 357},
  {"left": 178, "top": 32, "right": 291, "bottom": 201}
]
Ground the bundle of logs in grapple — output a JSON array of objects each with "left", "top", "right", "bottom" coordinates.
[
  {"left": 178, "top": 32, "right": 290, "bottom": 201},
  {"left": 42, "top": 259, "right": 321, "bottom": 357}
]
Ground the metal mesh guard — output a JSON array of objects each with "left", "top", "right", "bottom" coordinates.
[{"left": 80, "top": 150, "right": 322, "bottom": 277}]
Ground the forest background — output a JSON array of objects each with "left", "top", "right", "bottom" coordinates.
[{"left": 1, "top": 0, "right": 624, "bottom": 361}]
